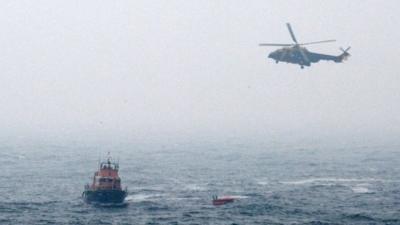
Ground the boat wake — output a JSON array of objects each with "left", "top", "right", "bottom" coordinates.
[
  {"left": 90, "top": 202, "right": 128, "bottom": 208},
  {"left": 125, "top": 193, "right": 165, "bottom": 203},
  {"left": 223, "top": 195, "right": 249, "bottom": 199}
]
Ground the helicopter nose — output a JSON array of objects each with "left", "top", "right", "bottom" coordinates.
[{"left": 268, "top": 52, "right": 277, "bottom": 59}]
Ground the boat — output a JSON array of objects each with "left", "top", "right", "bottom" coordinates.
[
  {"left": 82, "top": 155, "right": 127, "bottom": 204},
  {"left": 212, "top": 195, "right": 235, "bottom": 206}
]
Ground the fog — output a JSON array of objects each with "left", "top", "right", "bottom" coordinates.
[{"left": 1, "top": 1, "right": 399, "bottom": 145}]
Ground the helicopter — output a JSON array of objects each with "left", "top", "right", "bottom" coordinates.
[{"left": 259, "top": 23, "right": 350, "bottom": 69}]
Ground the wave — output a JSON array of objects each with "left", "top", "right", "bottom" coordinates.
[
  {"left": 183, "top": 184, "right": 206, "bottom": 191},
  {"left": 344, "top": 213, "right": 376, "bottom": 221},
  {"left": 280, "top": 177, "right": 378, "bottom": 194},
  {"left": 280, "top": 177, "right": 381, "bottom": 185},
  {"left": 351, "top": 185, "right": 374, "bottom": 194},
  {"left": 257, "top": 181, "right": 269, "bottom": 186}
]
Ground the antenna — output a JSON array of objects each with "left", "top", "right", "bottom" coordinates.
[
  {"left": 107, "top": 151, "right": 112, "bottom": 164},
  {"left": 97, "top": 151, "right": 101, "bottom": 168}
]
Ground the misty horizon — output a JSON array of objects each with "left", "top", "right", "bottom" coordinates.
[{"left": 1, "top": 1, "right": 399, "bottom": 145}]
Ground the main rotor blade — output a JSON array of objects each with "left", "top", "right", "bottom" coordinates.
[
  {"left": 286, "top": 23, "right": 298, "bottom": 44},
  {"left": 300, "top": 40, "right": 336, "bottom": 45},
  {"left": 259, "top": 43, "right": 293, "bottom": 47}
]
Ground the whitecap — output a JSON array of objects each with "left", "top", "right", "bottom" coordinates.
[
  {"left": 257, "top": 181, "right": 268, "bottom": 185},
  {"left": 351, "top": 186, "right": 374, "bottom": 194}
]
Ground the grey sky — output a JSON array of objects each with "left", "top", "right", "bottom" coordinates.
[{"left": 1, "top": 1, "right": 399, "bottom": 143}]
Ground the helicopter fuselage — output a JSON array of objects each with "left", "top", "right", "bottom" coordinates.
[
  {"left": 268, "top": 47, "right": 313, "bottom": 67},
  {"left": 268, "top": 46, "right": 347, "bottom": 68}
]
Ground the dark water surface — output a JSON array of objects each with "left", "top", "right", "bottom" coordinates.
[{"left": 1, "top": 141, "right": 400, "bottom": 224}]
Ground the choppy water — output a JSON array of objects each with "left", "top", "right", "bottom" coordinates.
[{"left": 1, "top": 140, "right": 400, "bottom": 224}]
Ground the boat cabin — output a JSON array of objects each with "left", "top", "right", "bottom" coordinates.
[{"left": 89, "top": 158, "right": 123, "bottom": 191}]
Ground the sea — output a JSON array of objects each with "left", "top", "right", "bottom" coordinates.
[{"left": 1, "top": 139, "right": 400, "bottom": 224}]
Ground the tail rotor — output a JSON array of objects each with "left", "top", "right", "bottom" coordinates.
[{"left": 338, "top": 46, "right": 351, "bottom": 61}]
